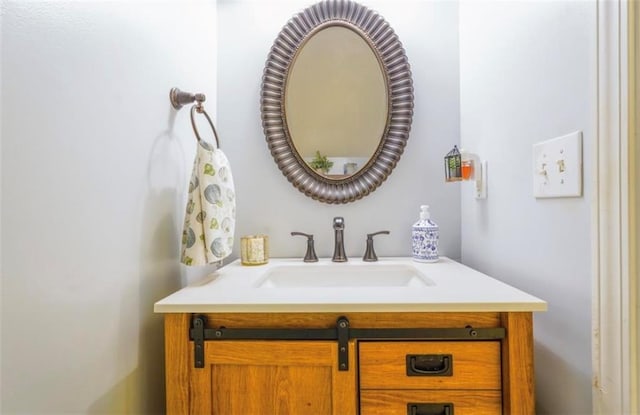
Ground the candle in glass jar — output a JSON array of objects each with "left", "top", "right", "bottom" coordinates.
[{"left": 241, "top": 235, "right": 269, "bottom": 265}]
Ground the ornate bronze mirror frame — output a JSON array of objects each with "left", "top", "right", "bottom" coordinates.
[{"left": 260, "top": 0, "right": 414, "bottom": 204}]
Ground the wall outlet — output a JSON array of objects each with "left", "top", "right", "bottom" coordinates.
[{"left": 532, "top": 131, "right": 582, "bottom": 198}]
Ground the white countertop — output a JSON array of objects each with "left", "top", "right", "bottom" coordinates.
[{"left": 154, "top": 257, "right": 547, "bottom": 313}]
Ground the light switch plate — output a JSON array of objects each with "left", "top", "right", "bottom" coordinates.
[{"left": 532, "top": 131, "right": 583, "bottom": 198}]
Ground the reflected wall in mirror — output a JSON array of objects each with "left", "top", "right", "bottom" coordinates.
[
  {"left": 285, "top": 25, "right": 388, "bottom": 178},
  {"left": 261, "top": 0, "right": 413, "bottom": 204}
]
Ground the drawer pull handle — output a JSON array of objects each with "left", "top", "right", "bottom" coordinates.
[
  {"left": 407, "top": 403, "right": 454, "bottom": 415},
  {"left": 406, "top": 354, "right": 453, "bottom": 376}
]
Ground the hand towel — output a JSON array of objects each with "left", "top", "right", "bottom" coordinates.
[{"left": 181, "top": 140, "right": 236, "bottom": 266}]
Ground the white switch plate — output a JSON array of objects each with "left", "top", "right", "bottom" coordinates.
[{"left": 532, "top": 131, "right": 582, "bottom": 198}]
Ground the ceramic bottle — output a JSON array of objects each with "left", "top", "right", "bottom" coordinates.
[{"left": 412, "top": 205, "right": 439, "bottom": 262}]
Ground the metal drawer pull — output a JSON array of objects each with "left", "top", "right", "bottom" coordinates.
[
  {"left": 407, "top": 403, "right": 454, "bottom": 415},
  {"left": 406, "top": 354, "right": 453, "bottom": 376}
]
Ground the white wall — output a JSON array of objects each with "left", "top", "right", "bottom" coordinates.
[
  {"left": 1, "top": 1, "right": 217, "bottom": 413},
  {"left": 459, "top": 1, "right": 595, "bottom": 414},
  {"left": 0, "top": 1, "right": 5, "bottom": 401},
  {"left": 217, "top": 0, "right": 461, "bottom": 261}
]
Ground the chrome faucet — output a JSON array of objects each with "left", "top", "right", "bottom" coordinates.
[{"left": 332, "top": 217, "right": 347, "bottom": 262}]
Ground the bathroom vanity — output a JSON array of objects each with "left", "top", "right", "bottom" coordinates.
[{"left": 155, "top": 258, "right": 546, "bottom": 415}]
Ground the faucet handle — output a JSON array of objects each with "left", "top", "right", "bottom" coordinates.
[
  {"left": 291, "top": 232, "right": 319, "bottom": 262},
  {"left": 362, "top": 231, "right": 390, "bottom": 262}
]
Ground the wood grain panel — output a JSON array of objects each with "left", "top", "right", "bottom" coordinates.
[
  {"left": 500, "top": 312, "right": 535, "bottom": 414},
  {"left": 201, "top": 312, "right": 500, "bottom": 329},
  {"left": 164, "top": 314, "right": 190, "bottom": 415},
  {"left": 360, "top": 390, "right": 501, "bottom": 415},
  {"left": 204, "top": 340, "right": 334, "bottom": 365},
  {"left": 333, "top": 340, "right": 358, "bottom": 414},
  {"left": 190, "top": 346, "right": 212, "bottom": 415},
  {"left": 359, "top": 341, "right": 501, "bottom": 390},
  {"left": 212, "top": 364, "right": 332, "bottom": 415},
  {"left": 206, "top": 340, "right": 357, "bottom": 415}
]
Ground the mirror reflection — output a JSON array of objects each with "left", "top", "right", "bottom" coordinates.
[{"left": 285, "top": 25, "right": 388, "bottom": 179}]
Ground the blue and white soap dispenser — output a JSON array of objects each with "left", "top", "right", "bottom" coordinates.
[{"left": 412, "top": 205, "right": 439, "bottom": 262}]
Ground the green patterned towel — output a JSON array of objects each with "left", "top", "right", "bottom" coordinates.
[{"left": 180, "top": 140, "right": 236, "bottom": 266}]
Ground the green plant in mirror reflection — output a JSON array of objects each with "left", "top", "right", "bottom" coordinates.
[{"left": 309, "top": 150, "right": 334, "bottom": 173}]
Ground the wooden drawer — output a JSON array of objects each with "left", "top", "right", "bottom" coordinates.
[
  {"left": 359, "top": 341, "right": 501, "bottom": 390},
  {"left": 360, "top": 390, "right": 502, "bottom": 415}
]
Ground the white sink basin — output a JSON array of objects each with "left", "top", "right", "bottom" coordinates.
[{"left": 255, "top": 263, "right": 434, "bottom": 288}]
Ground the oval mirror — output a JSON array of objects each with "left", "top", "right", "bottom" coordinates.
[{"left": 261, "top": 0, "right": 413, "bottom": 204}]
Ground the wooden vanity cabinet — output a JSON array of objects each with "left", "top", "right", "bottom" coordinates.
[{"left": 163, "top": 312, "right": 534, "bottom": 415}]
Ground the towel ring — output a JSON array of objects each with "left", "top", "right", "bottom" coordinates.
[
  {"left": 170, "top": 87, "right": 220, "bottom": 148},
  {"left": 190, "top": 104, "right": 220, "bottom": 148}
]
